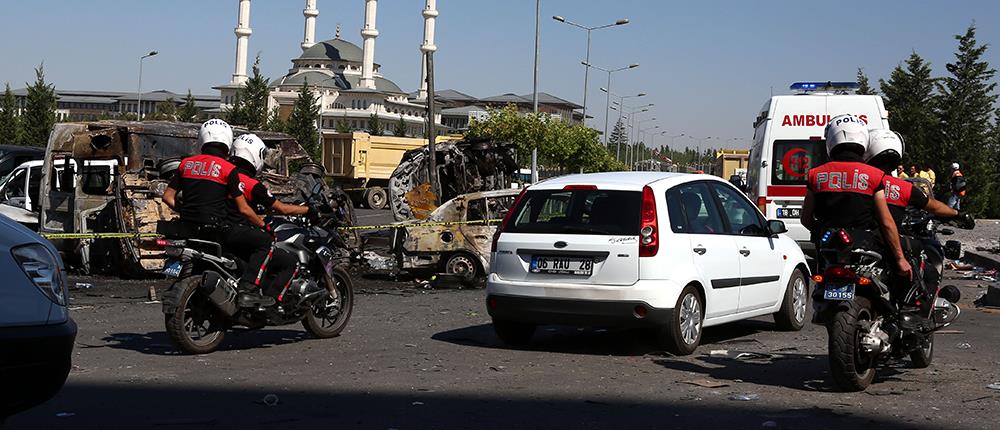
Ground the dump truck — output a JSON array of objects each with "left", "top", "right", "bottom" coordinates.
[
  {"left": 715, "top": 149, "right": 750, "bottom": 182},
  {"left": 37, "top": 121, "right": 314, "bottom": 275},
  {"left": 320, "top": 132, "right": 461, "bottom": 210}
]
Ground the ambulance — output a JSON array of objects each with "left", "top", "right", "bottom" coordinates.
[{"left": 747, "top": 82, "right": 891, "bottom": 252}]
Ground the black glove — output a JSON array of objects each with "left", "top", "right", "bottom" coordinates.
[
  {"left": 306, "top": 205, "right": 321, "bottom": 223},
  {"left": 955, "top": 211, "right": 975, "bottom": 230}
]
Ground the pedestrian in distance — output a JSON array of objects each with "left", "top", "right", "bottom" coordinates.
[
  {"left": 949, "top": 162, "right": 966, "bottom": 209},
  {"left": 908, "top": 164, "right": 919, "bottom": 178}
]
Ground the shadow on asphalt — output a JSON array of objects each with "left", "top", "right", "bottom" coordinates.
[
  {"left": 7, "top": 382, "right": 939, "bottom": 430},
  {"left": 98, "top": 330, "right": 312, "bottom": 355},
  {"left": 431, "top": 319, "right": 773, "bottom": 357}
]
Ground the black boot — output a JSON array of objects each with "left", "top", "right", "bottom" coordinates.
[{"left": 237, "top": 281, "right": 275, "bottom": 307}]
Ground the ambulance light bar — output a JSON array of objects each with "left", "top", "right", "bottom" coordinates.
[{"left": 790, "top": 82, "right": 860, "bottom": 92}]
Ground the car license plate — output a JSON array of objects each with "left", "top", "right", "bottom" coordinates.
[
  {"left": 777, "top": 207, "right": 801, "bottom": 219},
  {"left": 163, "top": 260, "right": 182, "bottom": 278},
  {"left": 530, "top": 256, "right": 593, "bottom": 276},
  {"left": 823, "top": 283, "right": 855, "bottom": 301}
]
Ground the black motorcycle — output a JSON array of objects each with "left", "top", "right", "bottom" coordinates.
[
  {"left": 812, "top": 212, "right": 971, "bottom": 391},
  {"left": 159, "top": 184, "right": 354, "bottom": 354}
]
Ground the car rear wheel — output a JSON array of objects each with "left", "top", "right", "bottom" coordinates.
[
  {"left": 774, "top": 269, "right": 808, "bottom": 331},
  {"left": 366, "top": 186, "right": 387, "bottom": 210},
  {"left": 445, "top": 253, "right": 481, "bottom": 287},
  {"left": 656, "top": 285, "right": 704, "bottom": 355}
]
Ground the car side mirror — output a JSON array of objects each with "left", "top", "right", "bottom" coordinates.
[{"left": 767, "top": 220, "right": 787, "bottom": 235}]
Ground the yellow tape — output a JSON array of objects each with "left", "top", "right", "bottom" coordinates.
[
  {"left": 40, "top": 232, "right": 163, "bottom": 240},
  {"left": 337, "top": 219, "right": 503, "bottom": 231}
]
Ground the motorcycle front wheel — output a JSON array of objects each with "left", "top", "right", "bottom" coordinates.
[
  {"left": 164, "top": 276, "right": 226, "bottom": 354},
  {"left": 827, "top": 296, "right": 878, "bottom": 391},
  {"left": 303, "top": 266, "right": 355, "bottom": 338}
]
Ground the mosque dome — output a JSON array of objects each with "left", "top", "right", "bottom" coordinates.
[{"left": 297, "top": 38, "right": 363, "bottom": 63}]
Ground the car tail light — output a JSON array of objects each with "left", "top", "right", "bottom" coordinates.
[
  {"left": 12, "top": 244, "right": 67, "bottom": 306},
  {"left": 492, "top": 187, "right": 528, "bottom": 253},
  {"left": 639, "top": 185, "right": 658, "bottom": 257},
  {"left": 563, "top": 185, "right": 598, "bottom": 191}
]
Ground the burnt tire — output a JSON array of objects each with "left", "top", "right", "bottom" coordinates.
[
  {"left": 445, "top": 252, "right": 481, "bottom": 288},
  {"left": 828, "top": 297, "right": 877, "bottom": 391},
  {"left": 909, "top": 333, "right": 934, "bottom": 368},
  {"left": 656, "top": 285, "right": 704, "bottom": 356},
  {"left": 493, "top": 319, "right": 535, "bottom": 345},
  {"left": 366, "top": 186, "right": 388, "bottom": 210},
  {"left": 303, "top": 267, "right": 355, "bottom": 338},
  {"left": 774, "top": 269, "right": 808, "bottom": 331},
  {"left": 164, "top": 276, "right": 226, "bottom": 355}
]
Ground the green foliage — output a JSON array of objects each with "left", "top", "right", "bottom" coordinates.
[
  {"left": 608, "top": 118, "right": 628, "bottom": 154},
  {"left": 367, "top": 113, "right": 384, "bottom": 136},
  {"left": 177, "top": 90, "right": 199, "bottom": 123},
  {"left": 0, "top": 83, "right": 23, "bottom": 145},
  {"left": 880, "top": 51, "right": 938, "bottom": 165},
  {"left": 264, "top": 107, "right": 286, "bottom": 132},
  {"left": 21, "top": 64, "right": 57, "bottom": 147},
  {"left": 226, "top": 55, "right": 270, "bottom": 129},
  {"left": 335, "top": 115, "right": 351, "bottom": 133},
  {"left": 396, "top": 116, "right": 407, "bottom": 137},
  {"left": 286, "top": 81, "right": 321, "bottom": 160},
  {"left": 147, "top": 97, "right": 177, "bottom": 121},
  {"left": 856, "top": 67, "right": 877, "bottom": 95}
]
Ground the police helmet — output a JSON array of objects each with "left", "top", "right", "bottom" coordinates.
[
  {"left": 198, "top": 119, "right": 234, "bottom": 151},
  {"left": 864, "top": 129, "right": 905, "bottom": 169},
  {"left": 824, "top": 114, "right": 869, "bottom": 157},
  {"left": 232, "top": 133, "right": 267, "bottom": 173}
]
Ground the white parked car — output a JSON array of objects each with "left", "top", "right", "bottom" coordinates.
[
  {"left": 486, "top": 172, "right": 809, "bottom": 355},
  {"left": 0, "top": 214, "right": 76, "bottom": 418}
]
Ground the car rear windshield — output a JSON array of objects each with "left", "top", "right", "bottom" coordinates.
[
  {"left": 771, "top": 140, "right": 828, "bottom": 186},
  {"left": 504, "top": 189, "right": 642, "bottom": 235}
]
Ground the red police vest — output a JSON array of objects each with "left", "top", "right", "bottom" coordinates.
[
  {"left": 237, "top": 173, "right": 260, "bottom": 203},
  {"left": 179, "top": 154, "right": 236, "bottom": 185},
  {"left": 807, "top": 161, "right": 884, "bottom": 196},
  {"left": 882, "top": 176, "right": 914, "bottom": 208}
]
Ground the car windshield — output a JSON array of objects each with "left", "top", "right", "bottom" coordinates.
[
  {"left": 505, "top": 189, "right": 642, "bottom": 235},
  {"left": 771, "top": 140, "right": 827, "bottom": 186}
]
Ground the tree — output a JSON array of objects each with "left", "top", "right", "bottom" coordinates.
[
  {"left": 21, "top": 64, "right": 57, "bottom": 147},
  {"left": 880, "top": 51, "right": 938, "bottom": 167},
  {"left": 225, "top": 55, "right": 270, "bottom": 129},
  {"left": 177, "top": 90, "right": 199, "bottom": 123},
  {"left": 148, "top": 97, "right": 177, "bottom": 121},
  {"left": 265, "top": 107, "right": 286, "bottom": 132},
  {"left": 608, "top": 118, "right": 628, "bottom": 152},
  {"left": 935, "top": 24, "right": 998, "bottom": 215},
  {"left": 335, "top": 115, "right": 351, "bottom": 133},
  {"left": 0, "top": 83, "right": 23, "bottom": 145},
  {"left": 395, "top": 116, "right": 407, "bottom": 137},
  {"left": 856, "top": 67, "right": 877, "bottom": 95},
  {"left": 286, "top": 81, "right": 320, "bottom": 159},
  {"left": 367, "top": 113, "right": 384, "bottom": 136}
]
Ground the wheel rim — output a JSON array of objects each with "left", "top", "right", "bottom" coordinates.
[
  {"left": 792, "top": 277, "right": 808, "bottom": 323},
  {"left": 182, "top": 295, "right": 220, "bottom": 346},
  {"left": 679, "top": 293, "right": 702, "bottom": 345},
  {"left": 447, "top": 255, "right": 476, "bottom": 279},
  {"left": 371, "top": 192, "right": 385, "bottom": 208},
  {"left": 313, "top": 275, "right": 345, "bottom": 329}
]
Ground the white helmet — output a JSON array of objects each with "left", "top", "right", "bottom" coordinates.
[
  {"left": 864, "top": 129, "right": 904, "bottom": 164},
  {"left": 824, "top": 114, "right": 869, "bottom": 157},
  {"left": 198, "top": 119, "right": 234, "bottom": 150},
  {"left": 952, "top": 162, "right": 960, "bottom": 170},
  {"left": 232, "top": 133, "right": 267, "bottom": 173}
]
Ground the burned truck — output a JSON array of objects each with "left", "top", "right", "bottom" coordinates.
[
  {"left": 388, "top": 138, "right": 518, "bottom": 222},
  {"left": 37, "top": 121, "right": 315, "bottom": 275}
]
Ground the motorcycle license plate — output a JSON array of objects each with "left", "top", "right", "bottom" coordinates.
[
  {"left": 163, "top": 260, "right": 182, "bottom": 278},
  {"left": 530, "top": 256, "right": 593, "bottom": 276},
  {"left": 823, "top": 283, "right": 855, "bottom": 301}
]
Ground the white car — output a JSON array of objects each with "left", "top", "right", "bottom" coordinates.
[
  {"left": 486, "top": 172, "right": 809, "bottom": 355},
  {"left": 0, "top": 214, "right": 75, "bottom": 418}
]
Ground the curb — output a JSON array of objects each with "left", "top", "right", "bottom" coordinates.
[{"left": 963, "top": 250, "right": 1000, "bottom": 272}]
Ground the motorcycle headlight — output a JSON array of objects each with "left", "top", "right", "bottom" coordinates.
[{"left": 12, "top": 244, "right": 67, "bottom": 306}]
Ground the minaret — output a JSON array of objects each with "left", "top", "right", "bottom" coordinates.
[
  {"left": 359, "top": 0, "right": 379, "bottom": 89},
  {"left": 231, "top": 0, "right": 252, "bottom": 85},
  {"left": 418, "top": 0, "right": 438, "bottom": 100},
  {"left": 301, "top": 0, "right": 318, "bottom": 51}
]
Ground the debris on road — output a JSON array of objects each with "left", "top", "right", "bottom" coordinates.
[
  {"left": 735, "top": 352, "right": 774, "bottom": 360},
  {"left": 72, "top": 283, "right": 93, "bottom": 290},
  {"left": 957, "top": 343, "right": 973, "bottom": 350},
  {"left": 709, "top": 349, "right": 729, "bottom": 357},
  {"left": 728, "top": 393, "right": 760, "bottom": 401},
  {"left": 55, "top": 412, "right": 75, "bottom": 418},
  {"left": 259, "top": 393, "right": 280, "bottom": 407},
  {"left": 987, "top": 383, "right": 1000, "bottom": 391},
  {"left": 681, "top": 379, "right": 729, "bottom": 388},
  {"left": 974, "top": 285, "right": 1000, "bottom": 307}
]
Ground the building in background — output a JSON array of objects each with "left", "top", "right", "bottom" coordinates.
[{"left": 9, "top": 88, "right": 219, "bottom": 122}]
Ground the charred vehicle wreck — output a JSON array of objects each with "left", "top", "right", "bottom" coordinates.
[{"left": 37, "top": 121, "right": 350, "bottom": 275}]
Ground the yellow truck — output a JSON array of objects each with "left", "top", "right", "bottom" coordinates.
[
  {"left": 321, "top": 132, "right": 459, "bottom": 210},
  {"left": 715, "top": 149, "right": 750, "bottom": 183}
]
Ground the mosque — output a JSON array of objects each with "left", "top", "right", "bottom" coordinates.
[{"left": 215, "top": 0, "right": 440, "bottom": 137}]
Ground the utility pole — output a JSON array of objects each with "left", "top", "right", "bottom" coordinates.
[
  {"left": 530, "top": 0, "right": 540, "bottom": 183},
  {"left": 426, "top": 51, "right": 439, "bottom": 204}
]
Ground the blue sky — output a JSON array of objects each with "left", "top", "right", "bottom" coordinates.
[{"left": 1, "top": 1, "right": 998, "bottom": 150}]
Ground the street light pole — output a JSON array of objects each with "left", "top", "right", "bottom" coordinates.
[
  {"left": 553, "top": 16, "right": 628, "bottom": 126},
  {"left": 531, "top": 0, "right": 540, "bottom": 183},
  {"left": 137, "top": 50, "right": 158, "bottom": 121},
  {"left": 603, "top": 88, "right": 645, "bottom": 160},
  {"left": 584, "top": 62, "right": 638, "bottom": 147}
]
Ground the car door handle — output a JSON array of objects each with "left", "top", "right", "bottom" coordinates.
[
  {"left": 693, "top": 246, "right": 707, "bottom": 255},
  {"left": 739, "top": 248, "right": 751, "bottom": 257}
]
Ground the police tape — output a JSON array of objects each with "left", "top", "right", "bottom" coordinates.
[{"left": 38, "top": 219, "right": 504, "bottom": 239}]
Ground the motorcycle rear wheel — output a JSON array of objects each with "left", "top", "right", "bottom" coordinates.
[
  {"left": 828, "top": 297, "right": 878, "bottom": 391},
  {"left": 909, "top": 333, "right": 934, "bottom": 368},
  {"left": 164, "top": 276, "right": 226, "bottom": 354},
  {"left": 303, "top": 267, "right": 355, "bottom": 338}
]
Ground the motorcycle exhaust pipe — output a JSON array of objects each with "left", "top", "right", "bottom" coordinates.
[{"left": 200, "top": 271, "right": 238, "bottom": 317}]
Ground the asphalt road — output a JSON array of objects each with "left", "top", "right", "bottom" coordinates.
[{"left": 8, "top": 209, "right": 1000, "bottom": 429}]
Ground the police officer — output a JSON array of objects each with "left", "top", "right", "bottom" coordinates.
[
  {"left": 800, "top": 114, "right": 911, "bottom": 279},
  {"left": 228, "top": 134, "right": 317, "bottom": 299},
  {"left": 162, "top": 119, "right": 271, "bottom": 306}
]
